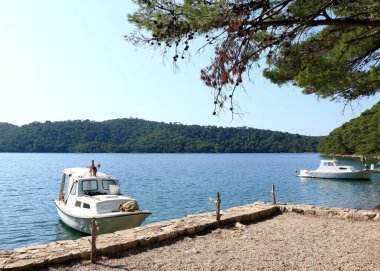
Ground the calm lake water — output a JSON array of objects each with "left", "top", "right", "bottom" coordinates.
[{"left": 0, "top": 153, "right": 379, "bottom": 250}]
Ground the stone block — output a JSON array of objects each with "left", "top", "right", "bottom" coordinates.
[
  {"left": 174, "top": 228, "right": 187, "bottom": 237},
  {"left": 278, "top": 206, "right": 287, "bottom": 213},
  {"left": 155, "top": 232, "right": 171, "bottom": 242},
  {"left": 138, "top": 236, "right": 151, "bottom": 247},
  {"left": 194, "top": 224, "right": 205, "bottom": 233},
  {"left": 343, "top": 212, "right": 354, "bottom": 219},
  {"left": 100, "top": 244, "right": 123, "bottom": 256},
  {"left": 47, "top": 252, "right": 75, "bottom": 265},
  {"left": 357, "top": 212, "right": 376, "bottom": 219},
  {"left": 4, "top": 258, "right": 46, "bottom": 271},
  {"left": 23, "top": 244, "right": 48, "bottom": 251},
  {"left": 327, "top": 210, "right": 337, "bottom": 217},
  {"left": 303, "top": 209, "right": 316, "bottom": 216},
  {"left": 1, "top": 259, "right": 7, "bottom": 271},
  {"left": 79, "top": 250, "right": 90, "bottom": 259},
  {"left": 351, "top": 212, "right": 370, "bottom": 220},
  {"left": 13, "top": 248, "right": 27, "bottom": 254},
  {"left": 284, "top": 206, "right": 294, "bottom": 213},
  {"left": 220, "top": 216, "right": 236, "bottom": 226},
  {"left": 185, "top": 225, "right": 197, "bottom": 235},
  {"left": 233, "top": 214, "right": 243, "bottom": 223},
  {"left": 146, "top": 235, "right": 159, "bottom": 244},
  {"left": 121, "top": 240, "right": 140, "bottom": 250},
  {"left": 168, "top": 230, "right": 179, "bottom": 239},
  {"left": 258, "top": 208, "right": 273, "bottom": 218},
  {"left": 315, "top": 210, "right": 331, "bottom": 217},
  {"left": 248, "top": 212, "right": 260, "bottom": 222},
  {"left": 291, "top": 207, "right": 304, "bottom": 214},
  {"left": 200, "top": 220, "right": 218, "bottom": 230},
  {"left": 0, "top": 251, "right": 11, "bottom": 257}
]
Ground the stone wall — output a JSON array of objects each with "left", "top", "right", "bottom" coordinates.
[{"left": 1, "top": 202, "right": 379, "bottom": 271}]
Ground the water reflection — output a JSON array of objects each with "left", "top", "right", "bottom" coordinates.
[{"left": 55, "top": 220, "right": 85, "bottom": 240}]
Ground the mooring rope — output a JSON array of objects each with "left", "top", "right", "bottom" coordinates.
[{"left": 194, "top": 197, "right": 216, "bottom": 214}]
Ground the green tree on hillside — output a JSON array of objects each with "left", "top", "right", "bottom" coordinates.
[
  {"left": 127, "top": 0, "right": 380, "bottom": 114},
  {"left": 0, "top": 118, "right": 321, "bottom": 153},
  {"left": 318, "top": 101, "right": 380, "bottom": 155}
]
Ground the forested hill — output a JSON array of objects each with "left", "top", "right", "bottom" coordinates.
[
  {"left": 0, "top": 119, "right": 321, "bottom": 153},
  {"left": 318, "top": 102, "right": 380, "bottom": 156}
]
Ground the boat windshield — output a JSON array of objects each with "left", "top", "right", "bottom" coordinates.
[
  {"left": 82, "top": 180, "right": 98, "bottom": 192},
  {"left": 102, "top": 179, "right": 117, "bottom": 190}
]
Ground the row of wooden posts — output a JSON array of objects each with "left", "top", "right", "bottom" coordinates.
[{"left": 90, "top": 184, "right": 277, "bottom": 264}]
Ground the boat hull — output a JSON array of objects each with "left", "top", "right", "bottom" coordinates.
[
  {"left": 298, "top": 169, "right": 372, "bottom": 180},
  {"left": 55, "top": 201, "right": 150, "bottom": 234}
]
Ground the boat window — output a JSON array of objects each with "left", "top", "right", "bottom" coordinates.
[
  {"left": 75, "top": 201, "right": 82, "bottom": 207},
  {"left": 102, "top": 179, "right": 117, "bottom": 190},
  {"left": 70, "top": 182, "right": 78, "bottom": 195},
  {"left": 82, "top": 180, "right": 98, "bottom": 191},
  {"left": 83, "top": 203, "right": 90, "bottom": 209}
]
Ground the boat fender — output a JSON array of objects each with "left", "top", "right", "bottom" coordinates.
[{"left": 119, "top": 200, "right": 139, "bottom": 212}]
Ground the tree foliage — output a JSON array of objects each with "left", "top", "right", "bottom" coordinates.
[
  {"left": 127, "top": 0, "right": 380, "bottom": 114},
  {"left": 0, "top": 118, "right": 320, "bottom": 153},
  {"left": 318, "top": 101, "right": 380, "bottom": 155}
]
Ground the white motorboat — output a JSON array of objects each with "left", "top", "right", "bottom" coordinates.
[
  {"left": 296, "top": 159, "right": 373, "bottom": 180},
  {"left": 54, "top": 162, "right": 151, "bottom": 234}
]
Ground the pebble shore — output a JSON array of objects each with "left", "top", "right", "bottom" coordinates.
[
  {"left": 52, "top": 212, "right": 380, "bottom": 271},
  {"left": 2, "top": 202, "right": 380, "bottom": 271}
]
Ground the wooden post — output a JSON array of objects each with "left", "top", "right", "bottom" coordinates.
[
  {"left": 90, "top": 217, "right": 97, "bottom": 264},
  {"left": 216, "top": 192, "right": 221, "bottom": 226},
  {"left": 271, "top": 184, "right": 276, "bottom": 204}
]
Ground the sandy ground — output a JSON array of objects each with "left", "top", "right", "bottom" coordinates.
[{"left": 52, "top": 213, "right": 380, "bottom": 271}]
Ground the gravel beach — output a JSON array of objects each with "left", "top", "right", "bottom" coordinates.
[{"left": 52, "top": 213, "right": 380, "bottom": 271}]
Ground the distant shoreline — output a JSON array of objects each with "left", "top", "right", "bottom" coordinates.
[{"left": 328, "top": 153, "right": 380, "bottom": 162}]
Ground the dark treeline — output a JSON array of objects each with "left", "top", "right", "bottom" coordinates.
[
  {"left": 0, "top": 118, "right": 321, "bottom": 153},
  {"left": 318, "top": 102, "right": 380, "bottom": 156}
]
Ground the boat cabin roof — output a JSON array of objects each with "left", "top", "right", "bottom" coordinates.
[
  {"left": 319, "top": 160, "right": 338, "bottom": 167},
  {"left": 317, "top": 160, "right": 356, "bottom": 171},
  {"left": 63, "top": 168, "right": 111, "bottom": 180}
]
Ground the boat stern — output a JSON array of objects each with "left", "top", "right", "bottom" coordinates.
[{"left": 296, "top": 169, "right": 311, "bottom": 178}]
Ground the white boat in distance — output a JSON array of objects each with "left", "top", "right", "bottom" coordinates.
[
  {"left": 54, "top": 162, "right": 151, "bottom": 234},
  {"left": 296, "top": 159, "right": 373, "bottom": 180}
]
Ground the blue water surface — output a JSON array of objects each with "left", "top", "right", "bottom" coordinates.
[{"left": 0, "top": 153, "right": 379, "bottom": 249}]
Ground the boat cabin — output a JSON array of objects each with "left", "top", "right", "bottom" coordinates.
[
  {"left": 57, "top": 168, "right": 129, "bottom": 216},
  {"left": 68, "top": 176, "right": 118, "bottom": 197},
  {"left": 316, "top": 160, "right": 356, "bottom": 172},
  {"left": 59, "top": 168, "right": 120, "bottom": 200}
]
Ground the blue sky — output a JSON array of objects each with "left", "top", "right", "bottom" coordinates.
[{"left": 0, "top": 1, "right": 378, "bottom": 136}]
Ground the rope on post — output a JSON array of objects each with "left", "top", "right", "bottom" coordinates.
[
  {"left": 90, "top": 217, "right": 97, "bottom": 264},
  {"left": 216, "top": 192, "right": 221, "bottom": 226},
  {"left": 194, "top": 198, "right": 215, "bottom": 214},
  {"left": 271, "top": 184, "right": 276, "bottom": 204}
]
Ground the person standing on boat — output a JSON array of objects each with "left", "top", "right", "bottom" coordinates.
[
  {"left": 360, "top": 156, "right": 366, "bottom": 165},
  {"left": 89, "top": 160, "right": 97, "bottom": 176}
]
